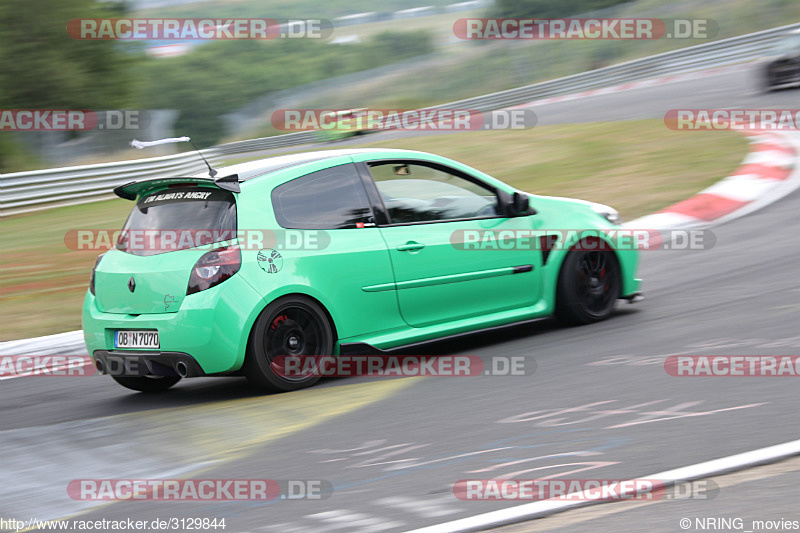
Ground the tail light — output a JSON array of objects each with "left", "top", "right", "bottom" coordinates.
[
  {"left": 89, "top": 254, "right": 105, "bottom": 295},
  {"left": 187, "top": 245, "right": 241, "bottom": 295}
]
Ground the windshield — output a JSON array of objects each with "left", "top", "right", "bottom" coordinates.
[{"left": 117, "top": 186, "right": 236, "bottom": 256}]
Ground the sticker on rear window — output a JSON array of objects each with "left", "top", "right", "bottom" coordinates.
[{"left": 139, "top": 188, "right": 230, "bottom": 208}]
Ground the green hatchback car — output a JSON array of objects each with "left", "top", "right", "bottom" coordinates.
[{"left": 83, "top": 148, "right": 642, "bottom": 392}]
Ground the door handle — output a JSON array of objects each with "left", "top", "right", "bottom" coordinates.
[{"left": 396, "top": 241, "right": 425, "bottom": 252}]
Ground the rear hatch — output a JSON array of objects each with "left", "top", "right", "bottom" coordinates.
[{"left": 94, "top": 185, "right": 237, "bottom": 314}]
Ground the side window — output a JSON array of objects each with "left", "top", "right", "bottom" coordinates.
[
  {"left": 368, "top": 162, "right": 500, "bottom": 224},
  {"left": 271, "top": 164, "right": 374, "bottom": 229}
]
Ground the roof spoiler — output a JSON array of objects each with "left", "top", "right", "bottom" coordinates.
[
  {"left": 113, "top": 174, "right": 241, "bottom": 200},
  {"left": 213, "top": 173, "right": 241, "bottom": 193}
]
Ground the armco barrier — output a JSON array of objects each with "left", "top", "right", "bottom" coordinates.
[
  {"left": 2, "top": 23, "right": 798, "bottom": 216},
  {"left": 0, "top": 131, "right": 317, "bottom": 214}
]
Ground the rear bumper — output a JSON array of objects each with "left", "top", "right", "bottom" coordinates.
[
  {"left": 82, "top": 274, "right": 265, "bottom": 375},
  {"left": 93, "top": 350, "right": 205, "bottom": 377}
]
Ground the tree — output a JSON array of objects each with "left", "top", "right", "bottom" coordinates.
[
  {"left": 0, "top": 0, "right": 135, "bottom": 110},
  {"left": 0, "top": 0, "right": 136, "bottom": 170}
]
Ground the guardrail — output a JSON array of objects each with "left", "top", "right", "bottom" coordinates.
[
  {"left": 426, "top": 22, "right": 799, "bottom": 113},
  {"left": 0, "top": 131, "right": 317, "bottom": 214},
  {"left": 2, "top": 22, "right": 798, "bottom": 216}
]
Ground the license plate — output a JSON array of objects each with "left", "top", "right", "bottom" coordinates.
[{"left": 114, "top": 330, "right": 159, "bottom": 349}]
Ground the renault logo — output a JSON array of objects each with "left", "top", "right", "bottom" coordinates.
[{"left": 128, "top": 277, "right": 136, "bottom": 293}]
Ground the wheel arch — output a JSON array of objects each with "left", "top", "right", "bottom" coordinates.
[
  {"left": 241, "top": 292, "right": 340, "bottom": 369},
  {"left": 547, "top": 235, "right": 622, "bottom": 297}
]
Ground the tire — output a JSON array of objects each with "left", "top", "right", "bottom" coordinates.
[
  {"left": 244, "top": 296, "right": 333, "bottom": 392},
  {"left": 555, "top": 246, "right": 621, "bottom": 326},
  {"left": 112, "top": 375, "right": 181, "bottom": 392}
]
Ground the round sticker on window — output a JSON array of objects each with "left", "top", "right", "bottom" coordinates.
[{"left": 257, "top": 249, "right": 283, "bottom": 274}]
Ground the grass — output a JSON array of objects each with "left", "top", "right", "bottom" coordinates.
[
  {"left": 0, "top": 119, "right": 747, "bottom": 341},
  {"left": 0, "top": 199, "right": 131, "bottom": 341},
  {"left": 359, "top": 121, "right": 749, "bottom": 219}
]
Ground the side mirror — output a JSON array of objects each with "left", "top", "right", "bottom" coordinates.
[{"left": 511, "top": 192, "right": 530, "bottom": 215}]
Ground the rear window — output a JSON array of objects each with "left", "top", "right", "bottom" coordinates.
[{"left": 117, "top": 186, "right": 236, "bottom": 255}]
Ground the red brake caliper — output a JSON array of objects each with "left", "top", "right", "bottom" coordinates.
[{"left": 270, "top": 314, "right": 288, "bottom": 331}]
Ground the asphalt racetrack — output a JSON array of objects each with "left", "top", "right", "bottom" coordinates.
[{"left": 1, "top": 64, "right": 798, "bottom": 533}]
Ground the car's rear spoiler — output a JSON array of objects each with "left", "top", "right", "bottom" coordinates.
[{"left": 114, "top": 174, "right": 241, "bottom": 200}]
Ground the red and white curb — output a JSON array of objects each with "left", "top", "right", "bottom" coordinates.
[
  {"left": 625, "top": 130, "right": 800, "bottom": 230},
  {"left": 408, "top": 439, "right": 800, "bottom": 533},
  {"left": 510, "top": 62, "right": 800, "bottom": 230}
]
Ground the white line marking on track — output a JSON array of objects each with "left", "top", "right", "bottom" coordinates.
[
  {"left": 405, "top": 439, "right": 800, "bottom": 533},
  {"left": 376, "top": 495, "right": 461, "bottom": 518},
  {"left": 307, "top": 510, "right": 405, "bottom": 532}
]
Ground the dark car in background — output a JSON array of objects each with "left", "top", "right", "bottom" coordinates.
[{"left": 763, "top": 28, "right": 800, "bottom": 91}]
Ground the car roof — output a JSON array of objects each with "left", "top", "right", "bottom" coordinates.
[
  {"left": 115, "top": 148, "right": 434, "bottom": 200},
  {"left": 190, "top": 148, "right": 429, "bottom": 182}
]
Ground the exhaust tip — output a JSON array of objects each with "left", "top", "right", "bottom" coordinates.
[
  {"left": 95, "top": 359, "right": 105, "bottom": 373},
  {"left": 175, "top": 361, "right": 189, "bottom": 378}
]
